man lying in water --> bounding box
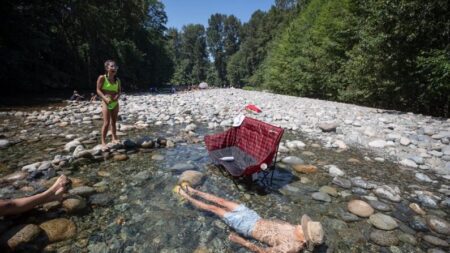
[174,184,324,252]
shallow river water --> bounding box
[0,104,449,253]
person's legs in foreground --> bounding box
[110,103,119,143]
[182,184,240,211]
[178,188,228,217]
[101,102,111,148]
[0,175,68,216]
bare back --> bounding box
[251,219,305,252]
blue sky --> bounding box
[161,0,274,30]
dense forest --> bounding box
[1,0,448,116]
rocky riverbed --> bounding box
[0,88,449,252]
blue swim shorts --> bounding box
[223,205,261,237]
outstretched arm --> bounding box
[229,233,267,253]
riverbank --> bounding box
[0,88,449,252]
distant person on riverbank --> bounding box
[0,175,69,216]
[90,93,98,102]
[96,60,121,149]
[70,90,84,101]
[174,184,324,252]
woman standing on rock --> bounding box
[96,60,121,149]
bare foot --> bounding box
[45,175,69,202]
[111,139,120,144]
[101,144,109,152]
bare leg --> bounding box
[101,102,111,147]
[110,103,119,143]
[0,175,68,216]
[185,186,239,212]
[179,189,227,218]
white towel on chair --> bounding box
[233,114,245,127]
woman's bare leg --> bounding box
[185,186,239,212]
[101,102,111,147]
[110,104,119,143]
[179,188,227,218]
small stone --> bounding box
[151,154,165,161]
[426,216,450,235]
[318,122,337,132]
[369,140,388,148]
[398,233,417,245]
[374,185,401,202]
[170,163,196,172]
[292,164,318,174]
[415,173,432,182]
[422,235,448,247]
[399,137,411,146]
[409,203,426,216]
[369,229,399,246]
[369,200,392,212]
[0,139,10,149]
[319,186,338,197]
[42,201,61,211]
[113,154,128,161]
[1,224,42,249]
[328,165,344,177]
[69,186,96,197]
[281,156,304,165]
[89,193,114,206]
[348,200,374,217]
[369,213,398,230]
[332,176,351,189]
[39,218,76,243]
[312,192,331,202]
[62,196,87,213]
[409,216,429,232]
[400,159,418,168]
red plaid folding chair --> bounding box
[204,117,284,187]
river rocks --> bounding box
[415,172,432,182]
[409,203,426,216]
[422,235,448,247]
[400,137,411,146]
[369,213,398,230]
[351,177,376,189]
[89,193,114,206]
[319,185,338,197]
[292,164,317,174]
[409,216,429,232]
[332,176,351,189]
[416,192,438,208]
[327,165,345,177]
[113,154,129,161]
[368,200,392,212]
[398,233,417,245]
[348,200,374,217]
[1,224,42,249]
[426,216,450,235]
[374,185,401,202]
[69,186,96,197]
[0,139,10,149]
[400,159,418,168]
[281,156,304,165]
[39,218,76,243]
[151,154,165,161]
[2,171,28,182]
[369,229,399,246]
[312,192,331,202]
[369,140,388,148]
[318,122,337,132]
[170,162,196,172]
[178,170,204,186]
[62,196,87,213]
[64,140,81,152]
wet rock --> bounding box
[328,165,344,177]
[113,154,129,161]
[37,161,52,171]
[392,203,415,223]
[319,185,338,197]
[281,156,304,165]
[0,139,10,149]
[369,229,399,246]
[369,140,388,148]
[42,201,61,211]
[21,162,41,172]
[292,164,317,174]
[409,216,429,232]
[332,176,351,189]
[426,216,450,235]
[89,193,114,206]
[398,233,417,245]
[2,171,28,182]
[62,196,87,213]
[422,235,448,247]
[352,187,368,195]
[64,140,81,152]
[416,193,438,209]
[325,218,348,231]
[69,186,96,197]
[415,173,432,182]
[339,210,360,222]
[369,213,398,230]
[348,200,374,217]
[318,122,337,132]
[374,185,401,202]
[170,163,196,172]
[132,171,151,181]
[1,224,42,249]
[178,170,204,186]
[409,203,426,216]
[312,192,331,202]
[400,159,418,168]
[151,154,165,161]
[39,218,76,243]
[369,200,392,212]
[123,139,137,149]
